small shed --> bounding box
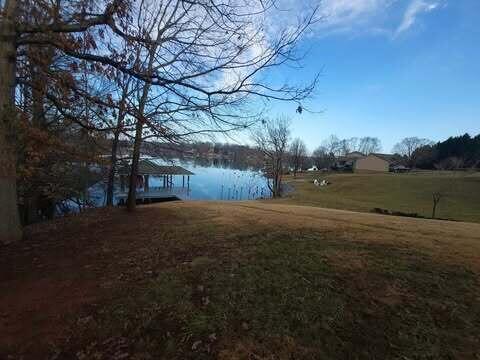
[353,154,389,172]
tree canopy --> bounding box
[0,0,319,243]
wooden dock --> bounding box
[116,186,190,203]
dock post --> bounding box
[187,175,190,188]
[120,175,126,192]
[182,175,185,187]
[144,175,149,192]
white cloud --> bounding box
[396,0,441,35]
[320,0,391,27]
[263,0,444,39]
[262,0,396,36]
[211,0,444,90]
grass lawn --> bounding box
[1,202,480,359]
[280,171,480,223]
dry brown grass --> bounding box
[1,201,480,359]
[204,201,480,269]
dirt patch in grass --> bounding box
[1,202,480,359]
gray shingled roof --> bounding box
[118,159,194,176]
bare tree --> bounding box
[320,135,381,157]
[289,138,307,176]
[431,192,442,219]
[0,0,129,243]
[358,137,381,155]
[322,135,342,157]
[106,73,133,206]
[393,137,434,167]
[346,137,360,153]
[312,145,335,169]
[117,0,320,211]
[252,117,290,198]
[1,0,320,242]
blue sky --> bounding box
[264,0,480,153]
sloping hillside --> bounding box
[1,202,480,359]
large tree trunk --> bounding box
[22,45,53,224]
[106,128,120,206]
[277,158,283,197]
[126,119,143,211]
[126,82,150,212]
[273,156,282,198]
[0,0,22,244]
[126,45,155,212]
[106,82,128,206]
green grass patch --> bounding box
[282,171,480,223]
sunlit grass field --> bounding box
[281,171,480,223]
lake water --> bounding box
[87,159,271,207]
[151,160,270,200]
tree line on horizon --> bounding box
[264,132,480,173]
[145,131,480,174]
[411,133,480,170]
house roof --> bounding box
[118,159,194,176]
[370,153,396,162]
[346,151,365,157]
[370,153,408,166]
[336,152,365,162]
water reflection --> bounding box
[86,158,270,207]
[149,159,269,201]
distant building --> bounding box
[346,151,365,158]
[372,153,409,172]
[334,152,366,171]
[353,154,389,172]
[334,152,402,173]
